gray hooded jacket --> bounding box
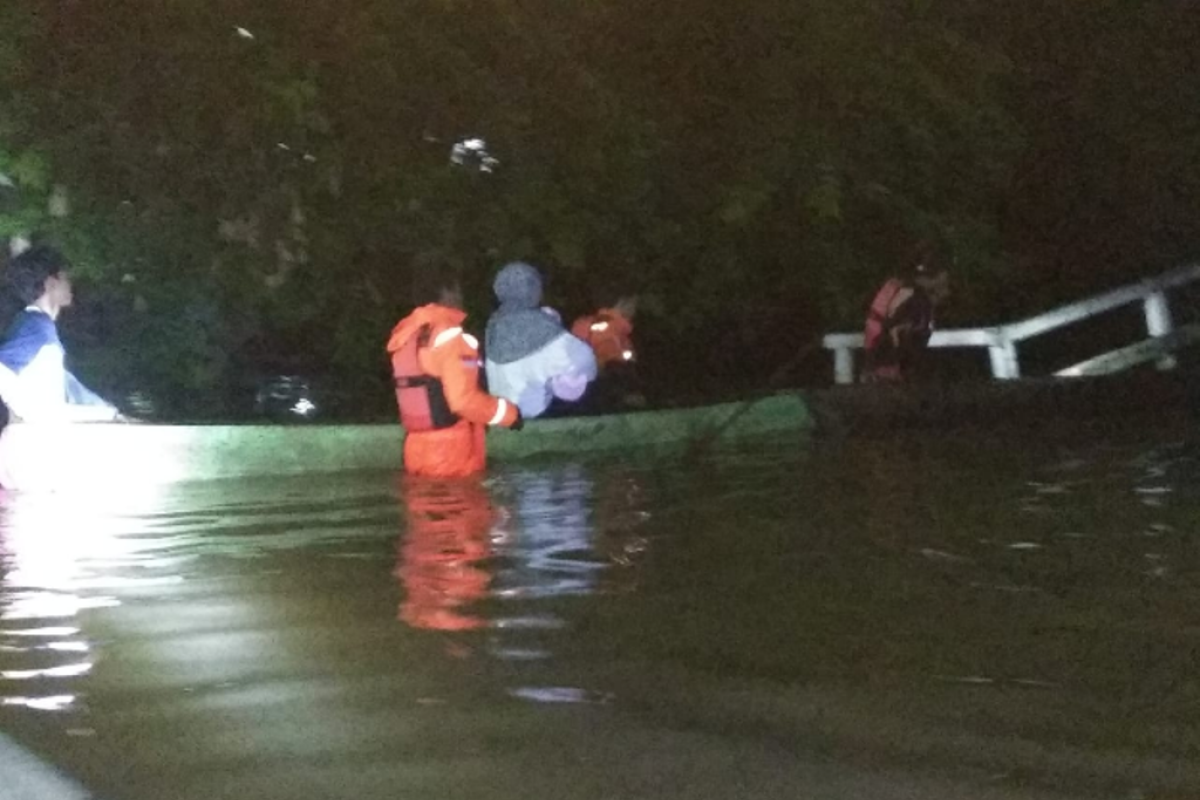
[484,262,597,418]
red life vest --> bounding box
[391,324,459,433]
[863,278,906,353]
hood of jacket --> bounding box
[485,262,565,364]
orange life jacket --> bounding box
[571,308,634,367]
[391,324,458,433]
[387,304,518,478]
[863,278,906,354]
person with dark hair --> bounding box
[862,244,951,383]
[0,245,121,423]
[386,267,521,478]
[484,262,597,419]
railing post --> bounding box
[987,334,1020,380]
[1143,290,1176,370]
[833,347,855,385]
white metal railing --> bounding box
[823,262,1200,384]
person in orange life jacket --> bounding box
[571,296,637,370]
[862,248,950,383]
[386,270,522,478]
[568,295,646,413]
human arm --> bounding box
[884,289,936,373]
[66,372,119,409]
[882,287,916,347]
[64,371,122,421]
[546,333,598,401]
[428,327,520,428]
[550,371,590,402]
[561,332,598,382]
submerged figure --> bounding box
[0,246,125,490]
[484,262,597,419]
[862,246,951,383]
[387,268,521,478]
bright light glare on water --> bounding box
[0,475,183,719]
[1,694,75,711]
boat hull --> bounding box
[0,394,811,487]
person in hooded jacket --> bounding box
[386,269,521,478]
[484,262,597,419]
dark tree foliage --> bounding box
[0,0,1197,414]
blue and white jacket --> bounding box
[0,307,118,423]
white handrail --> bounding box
[823,263,1200,384]
[1055,323,1200,377]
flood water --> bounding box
[2,421,1199,799]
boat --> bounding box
[807,369,1200,433]
[0,393,812,486]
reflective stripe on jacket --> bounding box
[571,308,634,368]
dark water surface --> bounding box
[2,422,1199,799]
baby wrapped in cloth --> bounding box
[484,262,597,418]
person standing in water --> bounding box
[387,267,522,478]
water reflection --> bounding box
[395,465,651,634]
[4,434,1198,797]
[492,465,604,602]
[394,476,496,634]
[395,464,650,702]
